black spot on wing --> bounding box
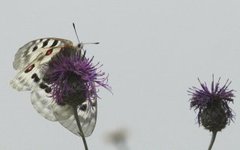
[42,39,49,48]
[39,82,48,89]
[32,46,38,52]
[50,40,58,47]
[45,87,52,93]
[39,82,51,93]
[79,104,87,111]
[31,73,40,83]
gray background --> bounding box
[1,0,240,150]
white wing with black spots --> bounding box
[31,85,57,121]
[10,53,45,91]
[52,99,97,137]
[10,45,62,91]
[31,84,98,137]
[30,83,79,122]
[13,38,72,70]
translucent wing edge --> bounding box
[53,100,97,137]
[31,85,57,121]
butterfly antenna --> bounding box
[83,42,100,45]
[72,23,100,46]
[72,23,81,44]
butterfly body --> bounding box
[11,38,97,137]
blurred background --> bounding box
[1,0,240,149]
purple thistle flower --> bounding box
[188,76,235,150]
[43,47,110,106]
[189,77,234,131]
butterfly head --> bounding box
[75,42,100,52]
[76,43,84,51]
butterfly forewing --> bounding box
[10,53,46,91]
[11,38,71,91]
[13,38,73,70]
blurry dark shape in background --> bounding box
[105,128,129,150]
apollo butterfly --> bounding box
[10,25,104,137]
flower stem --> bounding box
[208,131,217,150]
[72,105,88,150]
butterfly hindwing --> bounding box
[52,99,97,137]
[31,85,98,137]
[31,84,57,121]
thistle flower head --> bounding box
[189,77,234,132]
[43,47,110,106]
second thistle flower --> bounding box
[189,77,235,132]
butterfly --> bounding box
[10,38,97,137]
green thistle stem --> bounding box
[208,131,217,150]
[72,105,88,150]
